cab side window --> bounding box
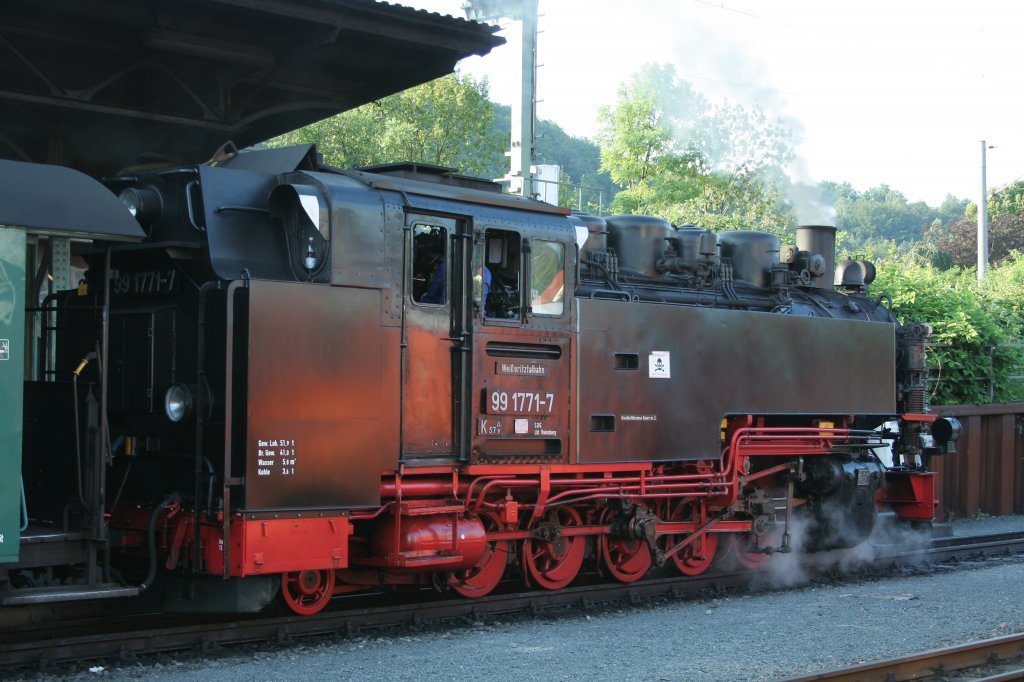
[481,228,521,319]
[412,224,447,304]
[530,240,565,316]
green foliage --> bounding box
[919,212,1024,269]
[267,62,971,257]
[488,103,615,213]
[982,251,1024,323]
[989,180,1024,220]
[269,106,380,167]
[831,183,937,247]
[595,63,795,233]
[915,181,1024,270]
[873,256,1024,404]
[273,83,614,212]
[595,64,706,215]
[533,115,615,214]
[937,194,970,224]
[815,183,969,259]
[978,253,1024,402]
[268,73,503,177]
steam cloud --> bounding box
[747,511,931,592]
[787,180,837,227]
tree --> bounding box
[595,64,795,235]
[873,256,1023,404]
[492,109,616,213]
[833,184,935,248]
[809,183,970,260]
[922,213,1024,269]
[916,180,1024,269]
[981,250,1024,335]
[269,105,381,168]
[989,180,1024,220]
[268,73,504,177]
[936,194,969,224]
[595,64,706,215]
[662,168,795,236]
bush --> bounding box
[872,256,1024,405]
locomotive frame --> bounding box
[0,0,957,617]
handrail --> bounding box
[221,279,248,579]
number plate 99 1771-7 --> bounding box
[111,269,179,296]
[486,389,555,415]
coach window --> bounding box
[530,240,565,316]
[412,224,447,304]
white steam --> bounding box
[745,509,933,591]
[787,180,837,226]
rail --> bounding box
[783,632,1024,681]
[2,530,1022,672]
[527,176,605,215]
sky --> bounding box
[397,0,1024,208]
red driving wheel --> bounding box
[522,506,586,590]
[663,502,719,576]
[280,569,335,616]
[598,509,653,583]
[728,530,776,570]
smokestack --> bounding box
[795,225,836,290]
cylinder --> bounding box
[718,231,780,287]
[796,225,836,289]
[371,514,487,573]
[605,215,671,277]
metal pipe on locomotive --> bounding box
[4,145,958,615]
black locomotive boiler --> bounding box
[7,142,958,615]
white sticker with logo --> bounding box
[648,350,670,378]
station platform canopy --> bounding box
[0,0,503,177]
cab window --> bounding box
[481,228,521,319]
[412,224,447,304]
[530,240,565,316]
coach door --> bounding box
[401,215,471,460]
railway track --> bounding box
[783,632,1024,681]
[2,529,1023,673]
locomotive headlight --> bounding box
[164,384,194,422]
[304,236,319,271]
[932,416,962,446]
[119,186,163,228]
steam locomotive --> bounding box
[2,143,958,616]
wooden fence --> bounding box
[929,402,1024,519]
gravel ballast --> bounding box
[14,515,1024,682]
